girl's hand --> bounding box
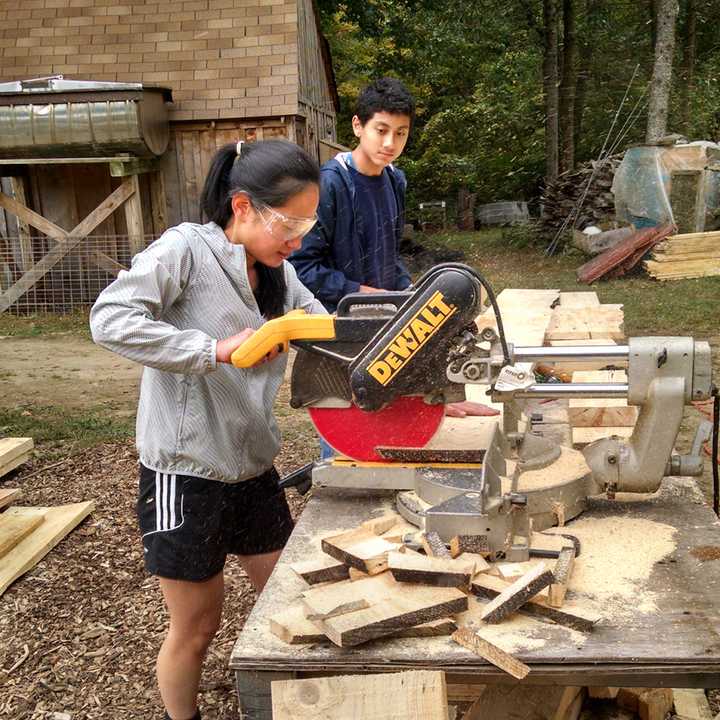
[217,328,284,367]
[445,401,500,418]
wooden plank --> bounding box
[530,532,575,557]
[122,174,145,258]
[0,488,22,511]
[0,501,95,596]
[548,547,575,608]
[313,573,468,647]
[451,627,530,680]
[321,527,399,575]
[302,581,371,620]
[289,555,349,585]
[0,452,31,478]
[638,688,674,720]
[0,182,134,312]
[617,687,649,713]
[471,574,601,632]
[0,190,68,240]
[362,512,403,536]
[388,550,475,588]
[559,292,600,308]
[479,563,554,623]
[572,426,634,447]
[457,552,491,576]
[0,438,33,468]
[672,689,714,720]
[271,670,450,720]
[9,177,33,271]
[0,507,45,558]
[568,405,638,427]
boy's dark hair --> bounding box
[200,139,320,319]
[355,77,415,126]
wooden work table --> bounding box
[229,477,720,719]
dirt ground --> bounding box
[1,334,719,719]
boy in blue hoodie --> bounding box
[290,77,414,311]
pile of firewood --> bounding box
[539,155,623,238]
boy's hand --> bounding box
[217,329,282,366]
[359,284,386,293]
[445,401,500,418]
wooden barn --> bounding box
[0,0,339,313]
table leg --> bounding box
[236,670,295,720]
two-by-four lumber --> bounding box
[421,531,452,558]
[450,535,490,558]
[313,573,468,647]
[0,437,34,477]
[388,550,475,588]
[672,689,714,720]
[548,546,576,608]
[0,501,95,596]
[289,555,350,585]
[0,488,22,511]
[321,527,399,575]
[451,627,530,680]
[471,574,601,632]
[0,507,45,559]
[271,670,450,720]
[463,685,583,720]
[638,688,674,720]
[479,563,554,624]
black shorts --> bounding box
[137,463,294,582]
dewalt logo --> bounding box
[367,291,457,385]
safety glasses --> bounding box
[252,200,317,242]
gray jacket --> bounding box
[90,221,325,483]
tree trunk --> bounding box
[646,0,679,143]
[648,0,657,51]
[679,0,697,134]
[543,0,560,182]
[573,0,601,152]
[559,0,577,172]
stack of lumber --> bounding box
[0,437,33,478]
[270,510,600,681]
[644,229,720,280]
[576,223,675,283]
[538,156,622,239]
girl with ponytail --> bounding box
[90,140,323,720]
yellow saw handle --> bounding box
[230,309,335,368]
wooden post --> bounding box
[9,177,33,271]
[122,174,145,258]
[149,170,167,236]
[236,670,295,720]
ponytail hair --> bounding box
[200,140,320,319]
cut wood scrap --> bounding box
[457,552,490,576]
[530,532,575,557]
[271,670,449,720]
[270,604,326,644]
[471,574,601,632]
[314,573,467,647]
[479,562,554,624]
[548,546,575,608]
[672,689,714,720]
[587,687,619,699]
[0,437,33,477]
[450,535,490,558]
[638,688,673,720]
[0,488,22,511]
[289,555,349,585]
[421,531,452,558]
[380,518,421,543]
[451,627,530,680]
[321,527,398,575]
[302,579,371,620]
[0,500,94,596]
[361,511,403,535]
[559,292,600,308]
[0,507,45,559]
[348,566,370,581]
[463,685,582,720]
[388,550,474,588]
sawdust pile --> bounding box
[548,516,677,618]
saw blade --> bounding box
[308,396,445,462]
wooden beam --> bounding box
[0,501,94,596]
[388,550,475,588]
[451,627,530,680]
[0,182,135,312]
[271,670,449,720]
[0,191,67,241]
[109,157,159,177]
[122,174,145,257]
[0,507,45,559]
[471,574,600,632]
[479,563,554,624]
[9,178,33,271]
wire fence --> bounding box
[0,233,157,316]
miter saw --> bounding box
[231,263,714,560]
